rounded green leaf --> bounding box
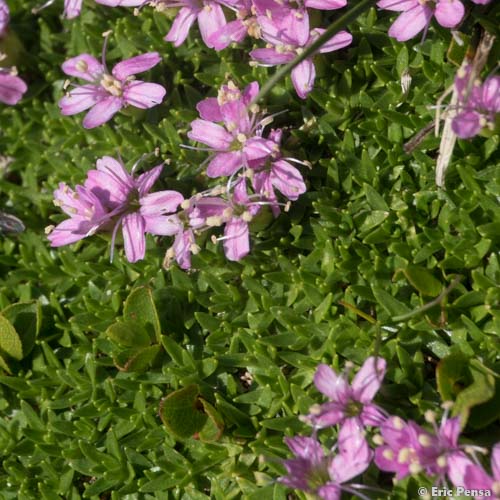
[0,314,23,361]
[403,266,442,297]
[106,320,150,348]
[2,301,42,357]
[124,287,161,342]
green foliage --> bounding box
[0,0,499,498]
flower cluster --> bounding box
[47,156,184,263]
[49,81,308,267]
[279,358,500,499]
[92,0,353,98]
[452,64,500,139]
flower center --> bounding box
[306,460,330,491]
[126,188,141,211]
[100,74,123,97]
[344,400,363,417]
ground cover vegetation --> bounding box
[0,0,499,498]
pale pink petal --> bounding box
[447,454,477,488]
[62,54,104,82]
[0,0,9,37]
[112,52,161,80]
[172,229,195,269]
[58,85,102,115]
[122,212,146,262]
[242,81,259,104]
[250,48,295,65]
[464,463,493,490]
[244,137,275,162]
[440,416,461,447]
[232,178,250,205]
[284,436,324,462]
[165,7,198,47]
[387,4,432,42]
[136,165,163,196]
[360,403,386,426]
[82,96,123,128]
[223,218,249,261]
[270,159,306,200]
[64,0,82,18]
[196,97,222,121]
[123,81,166,109]
[198,2,226,48]
[95,0,144,5]
[209,20,247,50]
[452,111,482,139]
[351,356,386,404]
[314,29,353,53]
[220,100,250,133]
[140,190,184,216]
[284,9,309,47]
[317,485,341,500]
[480,76,500,112]
[144,215,181,236]
[377,0,418,11]
[291,59,316,99]
[206,152,242,177]
[492,443,500,480]
[48,218,94,246]
[314,364,350,401]
[188,119,233,149]
[305,0,346,9]
[435,0,464,28]
[0,74,27,105]
[257,16,293,46]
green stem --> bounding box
[391,275,463,323]
[339,300,377,324]
[252,0,377,104]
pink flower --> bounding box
[48,156,184,263]
[304,357,387,431]
[452,70,500,139]
[0,69,27,105]
[59,51,166,128]
[188,81,276,177]
[279,423,372,499]
[250,10,352,98]
[377,0,465,42]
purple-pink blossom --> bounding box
[377,0,465,42]
[59,50,166,128]
[303,357,387,431]
[0,0,9,37]
[48,156,184,263]
[452,66,500,139]
[250,10,352,98]
[461,444,500,499]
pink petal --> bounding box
[304,0,346,9]
[82,96,123,128]
[387,4,432,42]
[112,52,161,80]
[122,212,146,263]
[270,159,306,200]
[435,0,464,28]
[209,20,247,50]
[284,436,324,462]
[223,218,250,261]
[315,29,353,53]
[188,119,233,149]
[377,0,418,11]
[95,0,144,5]
[335,419,372,479]
[463,462,493,490]
[196,97,222,121]
[64,0,82,18]
[59,85,102,115]
[317,485,342,500]
[165,7,198,47]
[206,152,242,177]
[479,76,500,112]
[123,81,166,109]
[0,74,27,105]
[62,54,104,82]
[360,403,386,426]
[47,218,94,246]
[313,364,350,401]
[144,215,181,236]
[492,443,500,480]
[172,229,195,269]
[140,190,184,216]
[283,9,309,47]
[250,48,295,65]
[351,356,386,404]
[291,59,316,99]
[451,111,482,139]
[197,2,226,48]
[0,0,9,37]
[136,165,163,196]
[447,454,477,488]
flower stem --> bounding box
[252,0,378,104]
[391,275,462,323]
